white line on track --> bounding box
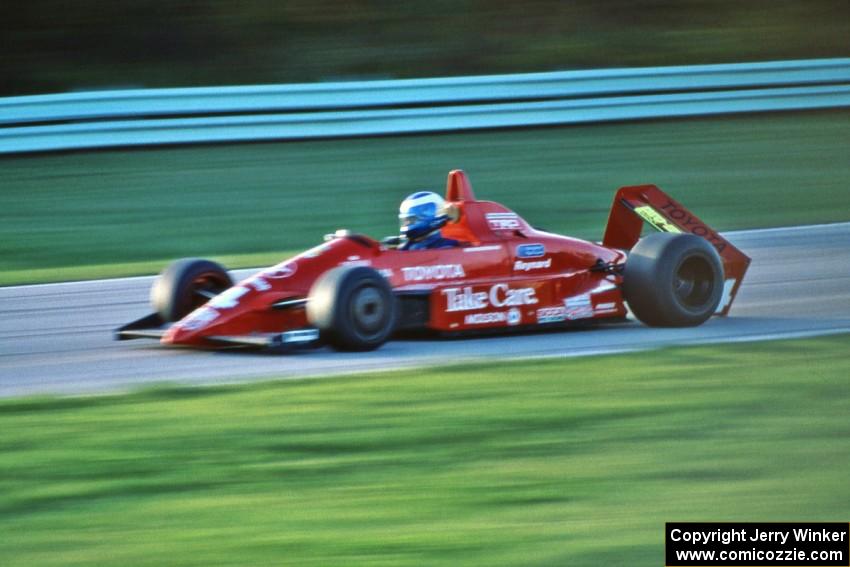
[722,220,850,236]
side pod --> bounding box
[602,185,751,316]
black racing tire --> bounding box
[623,233,723,327]
[150,258,233,322]
[306,266,396,351]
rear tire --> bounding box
[150,259,233,322]
[306,266,396,351]
[623,233,723,327]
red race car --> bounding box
[116,170,750,351]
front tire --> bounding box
[623,233,723,327]
[306,266,396,351]
[150,258,233,322]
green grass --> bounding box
[2,110,850,285]
[1,334,849,566]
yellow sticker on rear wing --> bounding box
[633,205,682,234]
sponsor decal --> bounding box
[634,205,682,234]
[281,329,321,344]
[444,283,538,312]
[566,295,591,307]
[486,212,521,230]
[463,245,502,253]
[594,301,619,314]
[564,294,593,320]
[342,259,371,267]
[246,276,271,292]
[516,243,545,258]
[465,312,506,325]
[536,306,567,324]
[208,285,250,309]
[507,308,521,326]
[181,306,219,331]
[657,200,728,253]
[463,308,522,326]
[265,262,297,279]
[514,258,552,272]
[378,268,394,279]
[402,264,465,282]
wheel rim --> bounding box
[673,256,715,309]
[349,284,386,336]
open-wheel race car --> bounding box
[116,170,750,352]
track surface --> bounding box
[2,224,849,397]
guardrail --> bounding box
[1,58,849,154]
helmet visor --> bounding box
[399,213,419,229]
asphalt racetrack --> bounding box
[1,223,849,398]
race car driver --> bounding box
[397,191,459,250]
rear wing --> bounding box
[603,185,751,316]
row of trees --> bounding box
[2,0,848,96]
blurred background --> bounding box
[2,0,849,285]
[2,0,849,96]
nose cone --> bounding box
[161,306,221,346]
[162,324,192,346]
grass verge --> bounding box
[2,110,849,286]
[1,334,848,566]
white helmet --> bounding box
[398,191,448,241]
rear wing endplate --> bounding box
[602,185,751,316]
